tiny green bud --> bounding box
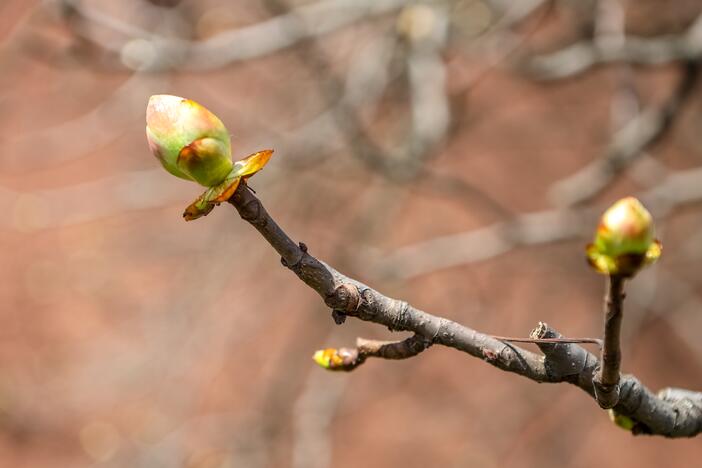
[146,94,232,186]
[608,409,636,432]
[586,197,661,277]
[313,348,339,369]
[312,348,359,371]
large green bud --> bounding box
[146,94,233,187]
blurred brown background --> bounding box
[2,0,702,466]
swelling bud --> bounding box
[145,94,273,220]
[146,94,233,187]
[587,197,661,277]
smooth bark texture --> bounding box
[593,275,625,408]
[228,183,702,438]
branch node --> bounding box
[241,198,264,224]
[331,310,347,325]
[529,322,589,381]
[325,283,361,312]
[325,284,361,324]
[593,374,621,409]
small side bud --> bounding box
[312,348,361,371]
[586,197,661,277]
[607,409,636,432]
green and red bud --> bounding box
[146,94,274,220]
[586,197,661,277]
[146,94,233,187]
[595,197,654,257]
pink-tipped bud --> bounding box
[587,197,661,276]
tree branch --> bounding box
[227,182,702,438]
[593,275,625,409]
[315,334,433,371]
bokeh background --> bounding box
[2,0,702,466]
